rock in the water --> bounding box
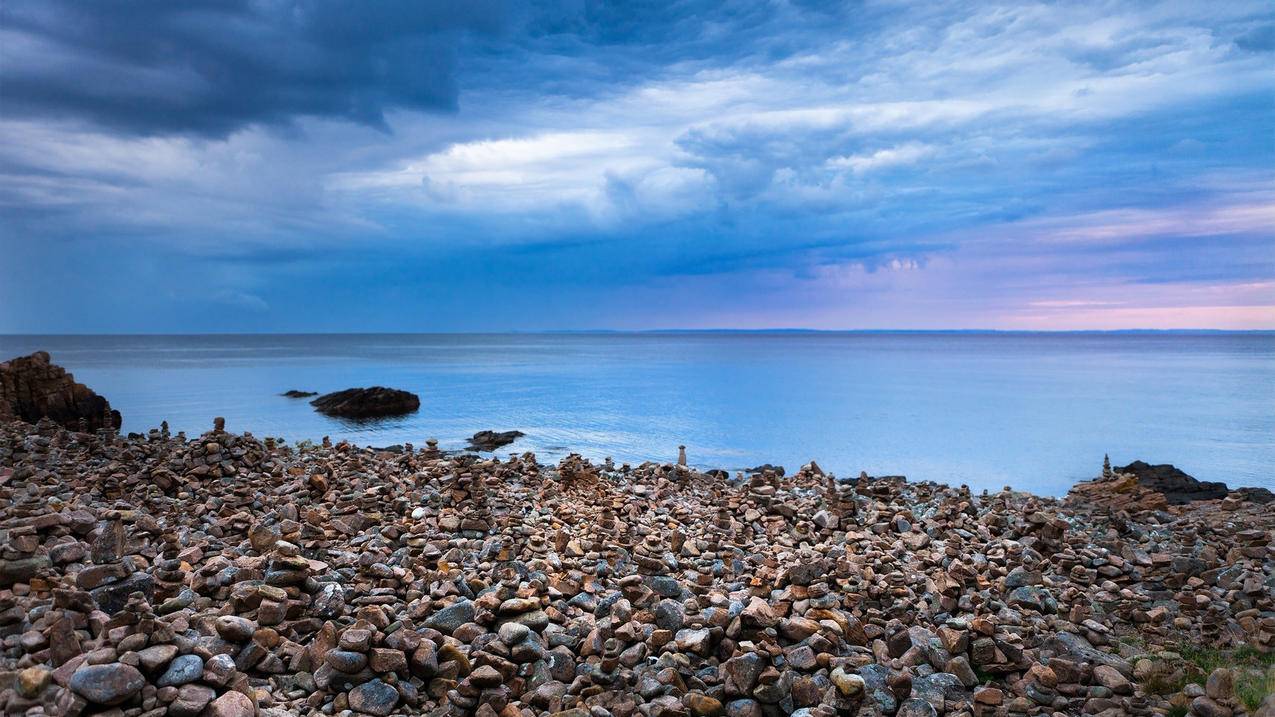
[0,351,121,430]
[281,389,318,398]
[310,386,420,418]
[467,429,525,451]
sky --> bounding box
[1,0,1273,333]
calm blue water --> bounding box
[1,333,1271,495]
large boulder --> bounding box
[310,387,420,418]
[0,351,120,431]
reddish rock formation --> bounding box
[0,351,120,431]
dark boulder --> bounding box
[1116,460,1228,504]
[281,390,318,398]
[467,430,525,452]
[310,387,420,418]
[1231,486,1275,504]
[0,351,120,431]
[746,463,785,476]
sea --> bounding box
[1,332,1271,496]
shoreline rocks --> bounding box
[1068,458,1272,512]
[1116,460,1229,504]
[309,387,421,418]
[280,390,318,398]
[0,419,1271,717]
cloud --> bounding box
[996,194,1275,245]
[210,290,270,313]
[0,0,1273,331]
[0,0,507,137]
[828,143,935,175]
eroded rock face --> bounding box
[309,386,420,418]
[0,351,120,431]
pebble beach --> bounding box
[2,411,1273,717]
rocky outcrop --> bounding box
[280,390,317,398]
[1115,460,1229,504]
[0,351,120,431]
[1067,458,1272,515]
[1066,471,1170,513]
[309,387,419,418]
[1231,486,1275,504]
[466,429,524,451]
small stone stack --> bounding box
[77,518,155,617]
[433,466,487,537]
[151,530,188,604]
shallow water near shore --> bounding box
[2,331,1272,495]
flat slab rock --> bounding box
[309,387,420,418]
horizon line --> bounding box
[3,328,1274,338]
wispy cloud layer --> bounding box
[1,0,1272,331]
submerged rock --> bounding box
[309,386,420,418]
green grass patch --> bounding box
[1171,642,1274,710]
[1141,670,1189,697]
[1235,667,1275,712]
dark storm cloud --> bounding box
[0,0,508,136]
